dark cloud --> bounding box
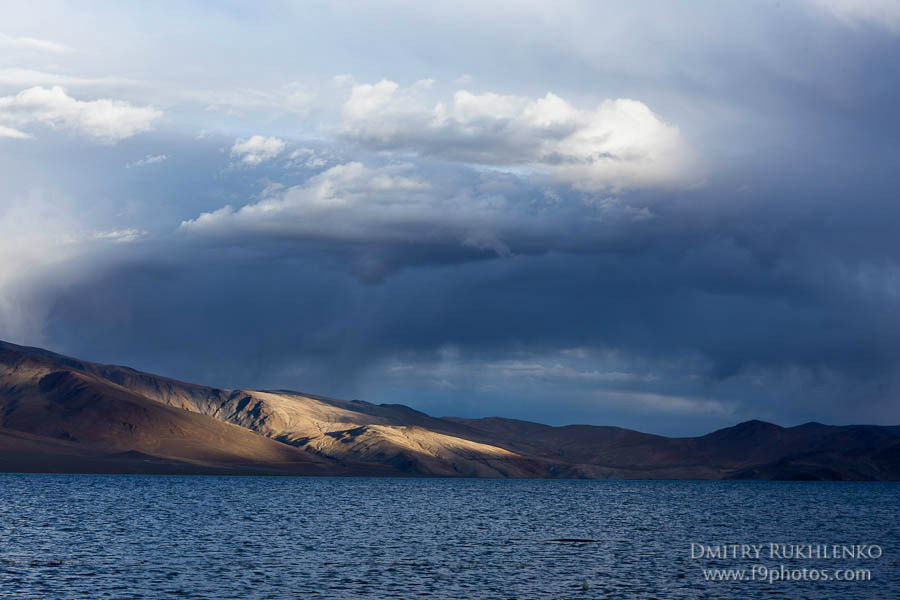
[36,156,900,433]
[4,1,900,434]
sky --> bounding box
[2,0,900,435]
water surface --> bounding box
[1,475,897,598]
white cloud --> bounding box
[179,158,663,280]
[331,74,356,86]
[180,160,533,279]
[340,80,697,192]
[0,124,31,139]
[230,135,286,165]
[92,228,146,243]
[0,33,72,53]
[0,68,140,88]
[181,83,312,118]
[0,86,161,143]
[601,391,734,416]
[481,360,659,383]
[286,147,330,169]
[811,0,900,32]
[126,154,169,168]
[181,162,435,242]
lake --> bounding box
[0,475,897,598]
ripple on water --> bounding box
[0,476,897,599]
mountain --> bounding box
[1,340,899,480]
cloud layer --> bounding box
[813,0,900,32]
[341,81,696,191]
[0,86,160,142]
[230,135,287,165]
[3,2,900,434]
[0,33,72,53]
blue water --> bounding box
[0,476,897,599]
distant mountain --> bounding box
[2,340,899,480]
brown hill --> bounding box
[2,340,899,479]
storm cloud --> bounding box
[2,1,900,435]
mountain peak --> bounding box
[2,341,899,479]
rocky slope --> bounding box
[2,340,899,479]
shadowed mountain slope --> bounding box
[2,340,899,479]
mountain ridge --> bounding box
[1,339,899,480]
